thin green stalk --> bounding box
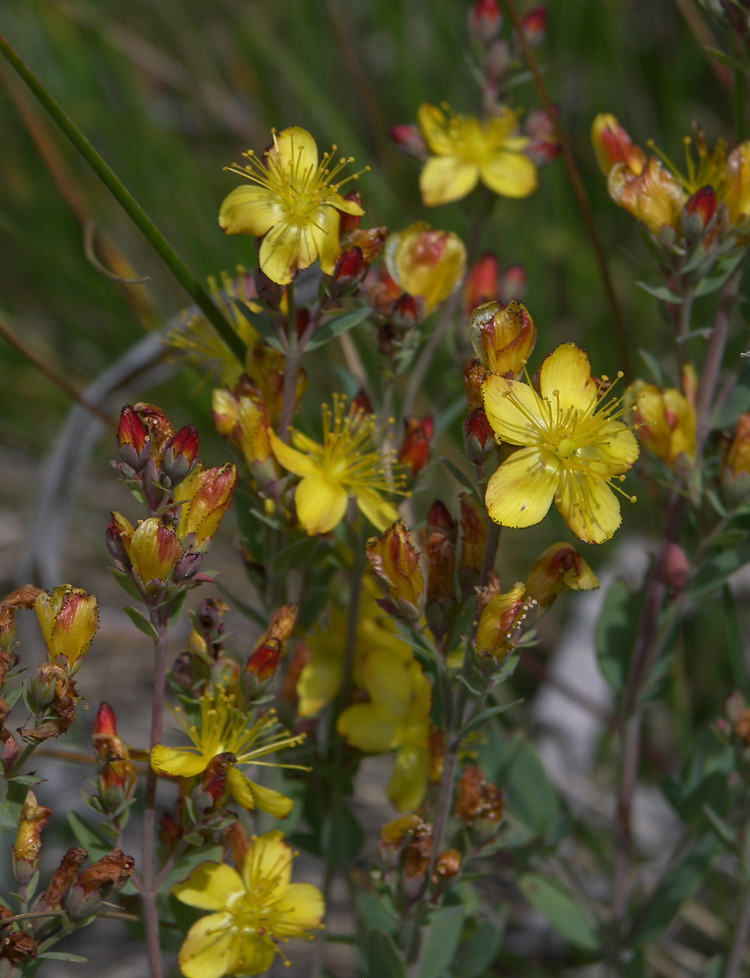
[0,31,246,366]
[502,0,633,380]
[279,283,300,442]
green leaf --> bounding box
[490,732,559,834]
[358,892,397,936]
[702,804,738,851]
[0,803,18,831]
[419,906,465,978]
[712,364,750,431]
[693,251,744,298]
[168,590,188,630]
[304,306,372,352]
[635,280,682,303]
[629,834,722,946]
[365,929,407,978]
[38,952,89,963]
[519,873,599,952]
[703,47,750,71]
[122,605,159,640]
[459,914,505,977]
[272,535,320,574]
[320,801,364,865]
[0,781,30,833]
[722,584,750,695]
[595,577,643,691]
[689,548,750,601]
[230,298,284,351]
[460,699,523,740]
[111,569,144,602]
[67,812,112,861]
[436,457,481,501]
[163,845,224,890]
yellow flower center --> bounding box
[439,110,518,165]
[649,131,727,196]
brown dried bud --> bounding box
[65,849,136,920]
[455,765,504,824]
[425,503,456,620]
[13,791,52,884]
[0,586,43,662]
[398,416,434,478]
[660,542,691,593]
[132,403,175,463]
[36,847,88,911]
[433,849,462,881]
[0,931,38,966]
[463,357,490,411]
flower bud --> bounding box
[331,247,366,295]
[198,751,235,808]
[518,5,547,46]
[455,765,504,825]
[162,426,201,485]
[660,542,691,593]
[469,300,536,378]
[117,405,151,473]
[469,0,502,43]
[526,542,599,609]
[433,848,462,882]
[475,582,531,660]
[464,407,495,466]
[630,380,696,466]
[106,512,133,571]
[131,403,175,463]
[464,358,490,411]
[682,185,717,237]
[93,703,136,802]
[35,847,88,916]
[499,263,528,304]
[127,517,183,588]
[245,638,282,685]
[591,113,645,177]
[28,662,67,712]
[608,158,686,235]
[35,586,98,675]
[390,124,429,158]
[465,253,500,312]
[378,814,430,870]
[13,791,52,884]
[385,222,467,314]
[0,931,38,968]
[367,521,424,616]
[22,666,78,741]
[458,493,488,595]
[63,849,135,921]
[398,415,433,478]
[390,292,422,329]
[175,464,238,547]
[425,503,457,640]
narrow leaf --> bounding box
[304,306,372,352]
[122,605,159,640]
[519,873,599,952]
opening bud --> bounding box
[175,464,239,547]
[469,0,502,43]
[469,300,536,378]
[526,542,599,609]
[117,406,151,471]
[35,585,98,675]
[367,521,424,615]
[518,5,547,46]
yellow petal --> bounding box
[308,205,342,274]
[297,652,343,717]
[420,156,479,206]
[233,934,277,976]
[268,429,318,477]
[482,375,545,445]
[178,912,239,978]
[388,745,428,811]
[275,882,325,934]
[227,767,294,818]
[337,702,400,752]
[485,448,559,528]
[591,422,640,474]
[538,343,597,414]
[417,103,453,154]
[556,472,622,544]
[150,745,208,778]
[243,830,293,891]
[173,863,244,910]
[295,474,349,535]
[363,649,415,717]
[274,127,319,173]
[218,185,285,236]
[258,218,306,285]
[479,152,538,198]
[355,488,400,533]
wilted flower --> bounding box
[417,102,537,205]
[13,791,52,884]
[173,830,324,978]
[526,542,599,608]
[35,586,98,675]
[475,582,531,659]
[269,396,404,535]
[219,127,365,285]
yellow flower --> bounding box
[173,830,324,978]
[482,343,639,544]
[219,127,365,286]
[337,647,431,811]
[269,396,404,535]
[417,103,538,206]
[35,585,98,675]
[384,222,466,312]
[629,380,696,466]
[174,464,238,547]
[151,686,302,818]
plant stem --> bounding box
[0,31,246,366]
[140,613,170,978]
[279,283,300,442]
[502,0,632,379]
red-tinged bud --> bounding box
[28,662,66,712]
[64,849,135,921]
[35,847,88,917]
[425,503,457,634]
[455,765,504,825]
[458,493,488,595]
[367,521,425,615]
[464,358,490,411]
[0,585,42,663]
[526,542,599,609]
[295,307,310,341]
[94,701,118,738]
[132,403,175,464]
[35,585,98,675]
[485,38,511,81]
[160,811,182,851]
[106,513,133,571]
[339,190,364,234]
[466,253,500,312]
[0,931,38,967]
[470,300,536,378]
[341,226,387,268]
[398,416,433,478]
[351,389,374,417]
[661,542,691,592]
[391,292,422,329]
[162,425,201,485]
[499,263,528,303]
[469,0,502,43]
[198,752,235,808]
[428,500,455,535]
[332,247,366,295]
[172,550,205,583]
[117,405,151,472]
[390,124,429,158]
[591,113,646,178]
[682,185,718,239]
[519,5,547,45]
[23,666,78,741]
[226,820,252,868]
[13,791,52,884]
[724,412,750,483]
[245,638,282,684]
[253,266,284,309]
[464,407,495,465]
[175,464,239,547]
